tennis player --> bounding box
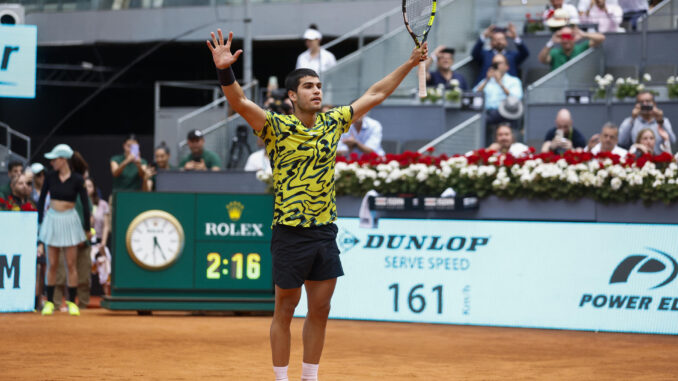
[207,29,427,381]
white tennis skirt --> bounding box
[39,208,86,247]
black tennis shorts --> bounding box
[271,223,343,289]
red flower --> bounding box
[653,152,674,163]
[20,203,37,212]
[426,146,435,153]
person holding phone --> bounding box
[538,25,605,71]
[541,108,587,154]
[619,90,674,153]
[110,134,148,193]
[471,23,529,85]
[179,129,222,171]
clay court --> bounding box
[3,307,678,380]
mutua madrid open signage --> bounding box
[293,218,678,335]
[0,212,38,312]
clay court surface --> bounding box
[3,308,678,380]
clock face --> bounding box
[126,210,185,270]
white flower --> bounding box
[669,76,676,85]
[604,74,613,82]
[450,79,460,87]
[374,180,381,187]
[610,177,622,190]
[616,77,625,85]
[595,75,602,82]
[643,73,652,82]
[637,84,645,91]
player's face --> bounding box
[291,76,322,113]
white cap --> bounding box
[30,163,45,174]
[303,28,322,41]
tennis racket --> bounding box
[402,0,436,97]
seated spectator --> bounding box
[544,0,581,23]
[629,128,671,155]
[487,123,530,157]
[472,23,529,85]
[541,108,587,153]
[538,25,605,71]
[110,135,148,193]
[619,90,674,154]
[146,143,174,191]
[29,163,45,203]
[296,24,336,76]
[426,46,468,90]
[180,129,222,171]
[0,160,24,198]
[244,138,272,174]
[473,53,523,128]
[585,122,628,155]
[619,0,648,31]
[581,0,624,33]
[337,114,385,157]
[7,173,33,206]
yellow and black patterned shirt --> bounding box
[255,106,353,227]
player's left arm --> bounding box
[351,43,428,121]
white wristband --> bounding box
[545,40,555,49]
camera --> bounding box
[491,63,499,70]
[265,88,292,115]
[640,104,654,112]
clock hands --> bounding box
[153,236,167,261]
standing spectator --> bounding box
[180,130,222,171]
[629,128,671,155]
[337,114,386,157]
[473,53,524,128]
[581,0,624,33]
[37,144,91,316]
[541,108,587,153]
[426,46,468,90]
[585,122,628,155]
[146,143,174,191]
[85,177,112,296]
[471,23,529,85]
[538,25,605,71]
[29,163,45,203]
[296,24,336,77]
[618,0,648,31]
[619,90,674,154]
[578,0,619,14]
[0,160,24,197]
[110,135,148,193]
[543,0,581,24]
[487,123,530,157]
[245,138,272,174]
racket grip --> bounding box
[418,61,426,98]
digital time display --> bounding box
[206,252,261,280]
[194,242,272,291]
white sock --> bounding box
[273,365,288,381]
[301,362,319,381]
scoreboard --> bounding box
[102,192,274,312]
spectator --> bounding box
[541,108,587,153]
[619,0,648,31]
[37,144,91,316]
[296,24,336,76]
[110,134,148,193]
[7,173,32,206]
[473,53,524,128]
[29,163,45,203]
[146,143,174,191]
[629,128,671,155]
[337,113,385,157]
[538,25,605,71]
[487,123,530,157]
[619,90,674,154]
[0,160,24,197]
[578,0,619,14]
[543,0,580,24]
[244,138,272,174]
[472,23,529,85]
[85,177,111,296]
[585,122,628,155]
[180,129,222,171]
[426,46,468,90]
[581,0,624,33]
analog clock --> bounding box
[125,210,185,270]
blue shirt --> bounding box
[473,73,523,110]
[427,70,468,91]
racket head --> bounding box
[402,0,436,46]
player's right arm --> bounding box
[207,29,266,132]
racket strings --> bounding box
[405,0,433,38]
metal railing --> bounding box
[418,113,483,156]
[0,121,31,171]
[640,0,677,31]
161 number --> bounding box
[388,283,443,314]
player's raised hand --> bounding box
[206,29,242,69]
[409,42,428,67]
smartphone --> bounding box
[192,154,202,162]
[268,76,278,88]
[641,104,653,112]
[130,143,140,159]
[491,63,499,70]
[493,26,507,33]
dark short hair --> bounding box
[155,142,170,155]
[285,68,319,93]
[441,48,455,56]
[8,160,23,173]
[637,90,655,102]
[125,134,137,143]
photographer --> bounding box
[619,91,674,153]
[263,88,293,115]
[471,23,529,85]
[541,108,587,154]
[179,130,222,171]
[110,134,148,192]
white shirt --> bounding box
[295,49,337,75]
[508,142,530,157]
[582,4,624,33]
[337,116,385,156]
[578,0,619,13]
[543,4,581,24]
[586,142,628,156]
[244,149,271,174]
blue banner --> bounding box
[0,24,37,99]
[0,212,38,312]
[294,218,678,335]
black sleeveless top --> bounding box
[37,170,91,230]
